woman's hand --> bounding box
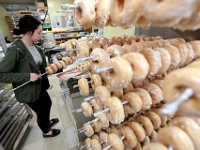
[30,73,42,82]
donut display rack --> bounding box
[53,33,200,150]
[40,1,200,149]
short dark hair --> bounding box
[13,15,41,35]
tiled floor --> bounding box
[19,75,78,150]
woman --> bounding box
[0,15,60,138]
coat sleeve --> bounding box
[0,45,30,84]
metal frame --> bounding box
[0,83,32,150]
[59,77,95,145]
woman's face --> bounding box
[31,25,43,42]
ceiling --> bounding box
[0,0,46,5]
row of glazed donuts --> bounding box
[74,0,200,31]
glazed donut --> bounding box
[123,83,134,93]
[110,37,122,46]
[143,83,163,104]
[127,36,135,43]
[108,133,125,150]
[55,62,62,70]
[124,104,135,117]
[151,109,169,127]
[141,0,196,27]
[77,61,92,71]
[99,113,110,129]
[154,48,171,74]
[135,116,154,136]
[151,80,164,89]
[163,68,200,102]
[71,56,76,62]
[94,86,111,106]
[81,102,93,117]
[110,88,124,98]
[150,130,158,142]
[45,66,54,75]
[107,126,120,136]
[134,143,142,150]
[62,57,69,65]
[85,138,92,149]
[128,122,146,142]
[90,48,110,62]
[189,41,200,58]
[58,60,67,68]
[134,88,152,110]
[120,126,138,149]
[164,44,181,70]
[123,52,149,86]
[140,48,162,76]
[176,97,200,117]
[107,97,125,124]
[68,57,73,64]
[100,38,110,49]
[157,126,195,150]
[192,117,200,126]
[143,142,168,150]
[121,92,143,114]
[92,121,102,133]
[187,59,200,68]
[90,138,102,150]
[170,117,200,149]
[91,74,102,90]
[88,39,101,50]
[143,136,151,145]
[178,2,200,31]
[104,57,133,90]
[121,45,138,54]
[94,0,110,27]
[184,43,195,65]
[136,15,151,27]
[50,64,58,73]
[173,43,189,66]
[99,131,108,145]
[83,123,94,137]
[90,99,102,112]
[78,78,89,96]
[76,39,90,57]
[167,38,186,45]
[65,39,77,56]
[106,45,122,57]
[110,0,141,28]
[74,0,96,29]
[145,111,162,130]
[62,57,73,65]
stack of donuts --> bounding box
[74,0,200,30]
[83,108,172,150]
[163,58,200,117]
[79,58,200,150]
[58,36,200,150]
[53,35,163,74]
[45,56,75,75]
[143,117,200,150]
[76,37,200,98]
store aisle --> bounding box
[19,75,76,150]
